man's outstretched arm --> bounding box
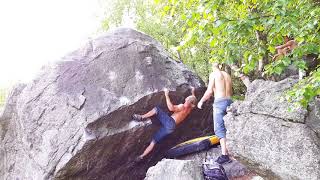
[197,73,215,109]
[191,86,196,97]
[164,88,183,112]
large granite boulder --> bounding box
[0,28,213,180]
[225,77,320,179]
[145,146,263,180]
[180,147,254,179]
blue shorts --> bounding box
[152,106,176,144]
[213,98,233,139]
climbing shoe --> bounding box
[215,155,232,164]
[132,114,143,121]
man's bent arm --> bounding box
[164,89,175,111]
[198,73,215,106]
[164,89,183,112]
[191,86,196,97]
[199,88,213,104]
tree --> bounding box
[100,0,320,107]
[157,0,320,107]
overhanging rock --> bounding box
[0,28,213,180]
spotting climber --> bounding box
[197,62,233,164]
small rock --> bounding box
[145,159,203,180]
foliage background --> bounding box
[100,0,320,107]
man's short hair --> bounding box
[187,95,197,106]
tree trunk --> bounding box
[224,64,231,74]
[255,30,269,76]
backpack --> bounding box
[202,158,228,180]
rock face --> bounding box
[145,146,261,180]
[145,159,203,180]
[225,78,320,179]
[180,146,255,179]
[0,28,213,180]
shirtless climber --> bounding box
[272,36,297,61]
[132,87,197,162]
[197,62,233,164]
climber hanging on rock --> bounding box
[197,62,233,164]
[132,87,197,163]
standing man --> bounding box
[132,87,197,162]
[197,62,233,164]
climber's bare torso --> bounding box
[171,104,192,125]
[209,70,232,99]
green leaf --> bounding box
[268,46,276,54]
[163,5,170,12]
[101,0,320,108]
[210,39,217,47]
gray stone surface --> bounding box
[225,78,320,180]
[0,83,26,177]
[306,97,320,137]
[181,146,252,179]
[0,84,26,141]
[238,78,307,123]
[145,146,261,180]
[0,28,211,180]
[145,159,203,180]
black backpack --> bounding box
[202,158,228,180]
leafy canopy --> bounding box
[101,0,320,107]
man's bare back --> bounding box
[171,106,192,125]
[210,70,232,99]
[197,64,233,109]
[167,91,196,125]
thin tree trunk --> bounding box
[255,30,269,75]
